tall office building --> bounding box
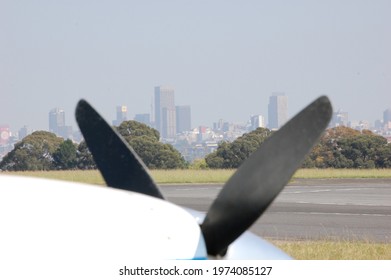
[384,108,391,123]
[49,108,73,139]
[331,110,349,127]
[268,93,288,130]
[134,113,151,127]
[18,125,31,140]
[384,108,391,130]
[154,86,176,139]
[250,115,265,131]
[176,105,191,133]
[49,108,65,134]
[113,105,128,126]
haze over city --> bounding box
[1,0,390,132]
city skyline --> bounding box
[1,91,390,161]
[1,1,390,132]
[2,91,391,136]
[2,85,390,134]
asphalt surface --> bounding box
[160,178,391,242]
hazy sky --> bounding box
[1,0,390,132]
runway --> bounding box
[160,178,391,242]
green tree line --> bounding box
[0,121,186,171]
[302,127,391,168]
[205,126,391,169]
[1,124,390,171]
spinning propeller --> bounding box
[76,96,332,257]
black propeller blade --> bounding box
[75,96,331,257]
[200,96,332,256]
[75,99,164,199]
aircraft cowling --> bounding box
[0,175,207,261]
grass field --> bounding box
[270,240,391,260]
[294,168,391,179]
[2,168,390,259]
[4,168,391,184]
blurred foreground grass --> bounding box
[270,240,391,260]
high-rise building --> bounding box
[162,107,176,139]
[384,108,391,130]
[176,105,191,133]
[250,115,265,131]
[113,105,128,126]
[331,110,349,127]
[58,126,73,140]
[49,108,65,134]
[48,108,73,139]
[384,108,391,123]
[154,86,176,139]
[134,113,151,127]
[268,93,288,129]
[18,125,31,140]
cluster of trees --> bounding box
[115,121,186,169]
[206,126,391,169]
[205,127,272,168]
[0,121,186,171]
[1,123,390,172]
[303,127,391,168]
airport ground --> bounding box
[161,178,391,259]
[161,178,391,243]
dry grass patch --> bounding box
[150,169,235,184]
[6,170,105,185]
[294,168,391,179]
[270,240,391,260]
[3,168,391,185]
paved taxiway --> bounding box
[160,179,391,242]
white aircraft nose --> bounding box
[0,175,207,267]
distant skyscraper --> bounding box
[134,113,151,127]
[113,105,127,126]
[250,115,265,131]
[268,93,288,129]
[331,110,349,127]
[154,86,176,139]
[18,125,31,140]
[384,108,391,123]
[383,108,391,130]
[58,126,73,140]
[176,105,191,133]
[48,108,73,139]
[49,108,65,134]
[162,107,177,139]
[213,119,225,132]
